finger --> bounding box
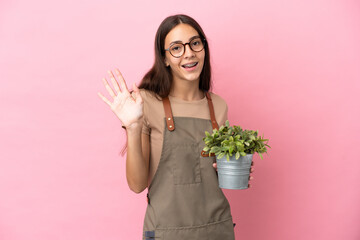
[97,92,112,106]
[250,168,254,173]
[108,70,121,94]
[212,163,217,169]
[249,176,254,180]
[133,83,143,104]
[102,78,116,98]
[251,161,254,166]
[116,68,129,93]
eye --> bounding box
[191,40,201,46]
[171,45,182,52]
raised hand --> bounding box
[97,69,144,129]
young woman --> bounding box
[98,14,254,240]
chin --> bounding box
[181,73,201,82]
[182,70,203,80]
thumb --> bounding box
[133,83,143,104]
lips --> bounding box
[182,62,198,68]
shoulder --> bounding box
[137,89,166,134]
[208,92,228,126]
[137,89,164,122]
[137,89,163,116]
[208,92,228,109]
[138,89,162,103]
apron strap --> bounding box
[162,96,175,131]
[205,92,219,130]
[162,92,219,134]
[201,92,218,157]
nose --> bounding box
[183,43,195,58]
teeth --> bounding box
[183,62,197,68]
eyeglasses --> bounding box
[164,37,206,58]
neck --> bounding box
[169,79,204,101]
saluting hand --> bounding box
[97,69,144,129]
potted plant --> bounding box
[202,120,270,189]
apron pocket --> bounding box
[172,143,202,185]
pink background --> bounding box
[1,0,359,239]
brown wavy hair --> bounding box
[138,14,212,98]
[120,14,212,156]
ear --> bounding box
[164,57,170,67]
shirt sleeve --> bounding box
[218,102,229,127]
[142,116,150,135]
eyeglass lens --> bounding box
[169,38,204,57]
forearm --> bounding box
[125,121,149,193]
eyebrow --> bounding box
[169,35,201,46]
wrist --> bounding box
[123,119,143,133]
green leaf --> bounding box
[210,146,221,153]
[229,146,234,155]
[222,140,230,145]
[225,120,230,128]
[217,152,225,159]
[215,149,222,155]
[203,120,270,160]
[236,142,243,147]
[222,146,230,151]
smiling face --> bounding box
[164,24,205,84]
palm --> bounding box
[98,69,143,127]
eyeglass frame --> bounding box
[164,37,206,58]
